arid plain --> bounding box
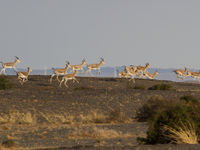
[0,75,200,149]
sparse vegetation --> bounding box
[180,95,198,103]
[67,126,132,139]
[1,75,200,149]
[107,109,130,123]
[163,121,199,144]
[2,139,17,148]
[0,77,12,90]
[136,95,170,122]
[79,111,107,124]
[148,83,172,90]
[0,111,36,124]
[40,112,74,124]
[136,95,200,144]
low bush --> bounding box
[148,84,171,90]
[180,95,198,103]
[136,95,200,144]
[136,95,171,122]
[0,77,12,90]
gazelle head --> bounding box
[145,63,150,69]
[82,58,86,64]
[28,67,32,73]
[184,67,189,72]
[15,56,20,63]
[155,70,159,75]
[65,61,71,68]
[100,57,105,64]
[130,65,137,72]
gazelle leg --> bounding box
[86,69,89,74]
[24,78,28,82]
[50,74,55,83]
[19,80,23,85]
[129,77,135,83]
[81,68,84,73]
[3,69,7,75]
[64,80,68,88]
[0,68,3,75]
[59,78,64,87]
[98,69,101,74]
[1,68,6,75]
[74,77,79,83]
[89,70,94,76]
[13,67,17,72]
[56,75,60,82]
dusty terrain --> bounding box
[0,75,200,149]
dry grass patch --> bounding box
[0,111,36,124]
[79,110,107,124]
[163,121,199,144]
[40,112,74,124]
[67,126,132,139]
[107,109,131,123]
[78,109,132,124]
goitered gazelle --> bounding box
[143,70,159,79]
[174,67,189,80]
[86,58,105,76]
[16,67,32,85]
[50,61,71,83]
[134,63,150,78]
[0,56,20,75]
[70,58,86,73]
[187,69,200,81]
[59,70,79,88]
[125,65,138,83]
[117,67,130,79]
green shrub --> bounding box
[137,97,200,144]
[0,77,12,90]
[136,95,170,122]
[148,84,172,90]
[180,95,198,103]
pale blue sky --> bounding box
[0,0,200,69]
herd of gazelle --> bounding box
[117,63,159,83]
[1,56,200,87]
[174,67,200,80]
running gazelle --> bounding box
[59,70,79,88]
[86,58,105,76]
[50,61,71,83]
[0,56,20,75]
[16,67,32,85]
[70,59,86,73]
